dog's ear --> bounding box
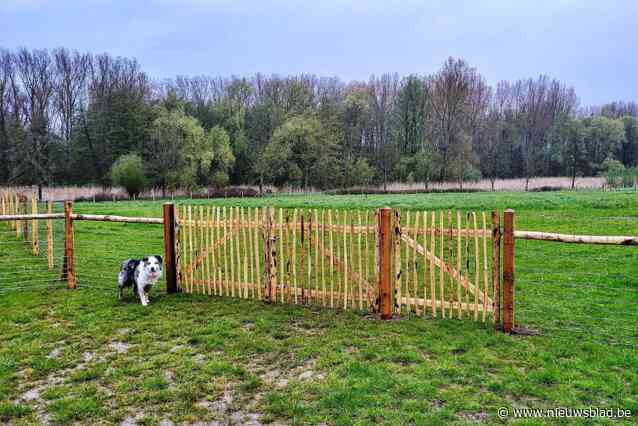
[155,255,163,265]
[142,257,148,263]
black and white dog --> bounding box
[118,256,163,306]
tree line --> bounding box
[1,47,637,196]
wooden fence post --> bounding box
[378,208,393,319]
[20,196,29,241]
[163,203,178,294]
[62,201,76,289]
[47,201,54,270]
[502,209,515,333]
[31,197,39,256]
[16,194,22,239]
[491,210,501,329]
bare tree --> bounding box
[53,48,91,181]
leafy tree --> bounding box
[583,116,626,175]
[413,147,441,189]
[111,153,146,197]
[207,125,235,188]
[262,115,339,189]
[145,107,218,193]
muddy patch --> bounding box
[108,341,131,354]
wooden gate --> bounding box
[175,206,378,311]
[392,210,499,322]
[175,205,501,323]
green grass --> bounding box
[0,191,637,424]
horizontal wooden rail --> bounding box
[514,231,638,246]
[0,213,65,221]
[70,214,163,224]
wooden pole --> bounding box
[46,201,54,270]
[63,201,76,289]
[514,231,638,246]
[378,208,393,320]
[31,197,39,256]
[163,203,178,294]
[503,209,515,333]
[15,194,21,239]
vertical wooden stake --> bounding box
[46,201,54,270]
[32,197,39,256]
[63,201,76,289]
[163,203,178,294]
[15,194,21,239]
[503,209,515,333]
[378,208,393,320]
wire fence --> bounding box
[0,201,66,293]
[515,215,638,348]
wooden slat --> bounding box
[247,207,255,299]
[300,212,306,304]
[492,211,501,327]
[236,207,243,298]
[404,211,411,314]
[481,211,489,322]
[439,211,445,318]
[412,212,420,315]
[188,205,194,293]
[320,210,326,307]
[254,207,262,300]
[278,208,285,303]
[342,210,348,310]
[199,206,206,294]
[328,209,334,308]
[314,209,320,306]
[223,206,230,296]
[421,211,428,316]
[334,210,340,306]
[292,209,298,304]
[285,210,292,303]
[429,212,436,317]
[242,207,249,299]
[456,211,462,319]
[394,210,401,315]
[211,206,219,295]
[357,210,363,310]
[307,211,313,305]
[472,212,480,321]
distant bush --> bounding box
[74,192,128,203]
[111,154,147,198]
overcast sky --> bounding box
[2,0,637,106]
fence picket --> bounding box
[328,209,334,308]
[394,209,401,315]
[473,211,480,321]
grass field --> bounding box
[1,191,637,425]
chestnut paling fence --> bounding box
[3,187,637,344]
[174,205,503,323]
